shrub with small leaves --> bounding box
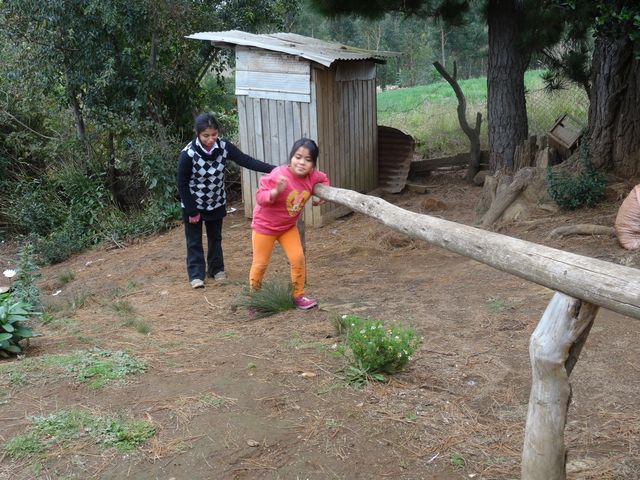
[546,139,605,210]
[340,314,422,376]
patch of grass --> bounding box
[217,330,238,338]
[450,453,466,467]
[111,281,139,298]
[68,349,147,389]
[2,409,156,458]
[109,300,150,334]
[68,290,90,312]
[0,348,146,389]
[199,394,227,408]
[236,281,295,318]
[404,411,418,422]
[135,322,151,335]
[58,270,75,285]
[111,300,135,316]
[3,433,46,457]
[485,298,513,313]
[9,369,27,386]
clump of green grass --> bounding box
[109,299,151,334]
[237,281,295,318]
[58,270,75,285]
[485,297,513,313]
[111,300,135,316]
[3,409,156,458]
[0,348,146,389]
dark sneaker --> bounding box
[293,295,317,310]
[190,279,205,289]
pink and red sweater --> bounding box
[252,165,329,235]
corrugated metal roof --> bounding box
[186,30,399,68]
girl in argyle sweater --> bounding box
[177,113,274,288]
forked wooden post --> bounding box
[522,293,598,479]
[313,184,640,479]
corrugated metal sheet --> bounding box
[378,126,415,193]
[186,30,399,67]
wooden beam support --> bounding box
[521,292,598,479]
[313,184,640,320]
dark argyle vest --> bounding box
[183,139,228,211]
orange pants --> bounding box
[250,227,305,297]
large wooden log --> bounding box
[521,293,598,479]
[313,184,640,320]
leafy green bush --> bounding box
[0,292,37,357]
[546,141,605,210]
[334,314,422,387]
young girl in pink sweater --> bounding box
[250,138,329,310]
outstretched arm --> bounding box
[226,142,275,173]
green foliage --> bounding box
[546,141,605,210]
[3,410,156,458]
[334,314,422,387]
[0,292,38,357]
[0,348,146,388]
[3,433,46,458]
[65,349,147,389]
[377,70,581,158]
[238,281,295,318]
[450,453,466,467]
[11,242,41,307]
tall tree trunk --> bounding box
[440,23,446,69]
[487,0,529,173]
[588,36,640,176]
[63,67,89,157]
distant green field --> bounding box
[377,70,589,158]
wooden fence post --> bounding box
[521,292,599,479]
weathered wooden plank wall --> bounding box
[236,52,379,227]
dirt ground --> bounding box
[1,171,639,480]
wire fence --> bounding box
[526,86,589,138]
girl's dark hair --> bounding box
[289,138,320,167]
[194,112,221,135]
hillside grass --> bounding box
[377,69,589,159]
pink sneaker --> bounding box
[293,295,318,310]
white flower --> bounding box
[3,269,16,278]
[342,314,347,319]
[331,343,337,350]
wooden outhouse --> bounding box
[187,30,398,226]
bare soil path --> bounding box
[1,172,639,479]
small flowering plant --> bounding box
[340,314,421,376]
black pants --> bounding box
[183,216,224,281]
